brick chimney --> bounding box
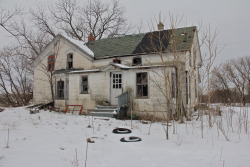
[157,21,164,31]
[88,33,95,42]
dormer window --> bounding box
[132,57,142,66]
[113,58,121,64]
[67,53,73,69]
[48,55,55,72]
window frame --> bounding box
[136,72,148,98]
[67,53,73,69]
[171,72,176,98]
[57,80,64,99]
[185,71,189,104]
[132,57,142,66]
[48,55,55,72]
[193,49,197,69]
[112,73,122,89]
[80,75,89,94]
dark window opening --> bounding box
[67,53,73,69]
[185,71,189,104]
[132,57,142,66]
[189,75,191,99]
[48,55,55,71]
[113,58,121,64]
[195,79,197,98]
[171,72,176,98]
[136,72,148,97]
[81,76,88,94]
[57,80,64,99]
[112,73,122,89]
[193,49,197,69]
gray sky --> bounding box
[1,0,250,64]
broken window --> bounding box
[136,72,148,97]
[112,73,122,89]
[81,76,88,94]
[67,53,73,69]
[48,55,55,71]
[132,57,142,66]
[57,80,64,99]
[113,58,121,64]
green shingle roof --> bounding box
[86,26,196,59]
[53,68,83,75]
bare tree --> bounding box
[1,0,130,57]
[49,0,84,40]
[30,4,56,38]
[211,67,231,104]
[0,5,23,37]
[211,55,250,105]
[34,39,63,104]
[30,0,129,41]
[199,24,224,127]
[0,46,32,106]
[224,57,249,106]
[235,56,250,103]
[80,0,129,39]
[0,0,130,106]
[137,14,196,139]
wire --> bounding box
[218,42,250,46]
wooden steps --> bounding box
[89,105,118,118]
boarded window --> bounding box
[136,72,148,97]
[112,74,122,89]
[132,57,142,66]
[81,76,88,94]
[67,53,73,69]
[48,55,55,71]
[57,80,64,99]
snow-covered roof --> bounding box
[63,35,94,57]
[110,63,163,69]
[68,69,100,74]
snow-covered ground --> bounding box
[0,106,249,167]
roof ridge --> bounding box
[87,26,196,44]
[87,33,145,44]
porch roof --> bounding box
[53,68,84,75]
[53,62,183,75]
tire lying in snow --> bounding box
[120,136,142,142]
[112,128,132,134]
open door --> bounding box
[110,72,122,105]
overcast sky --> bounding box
[0,0,250,64]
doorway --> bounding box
[110,72,122,105]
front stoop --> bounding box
[89,105,118,118]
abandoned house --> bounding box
[32,24,202,118]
